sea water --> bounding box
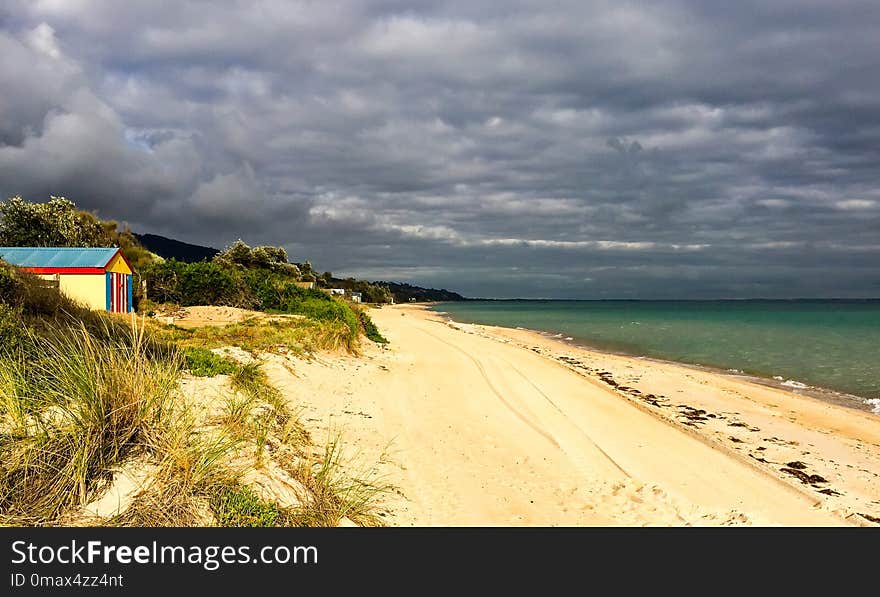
[432,300,880,410]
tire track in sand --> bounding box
[421,324,637,478]
[418,326,561,449]
[422,326,702,525]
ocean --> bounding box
[431,300,880,411]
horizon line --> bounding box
[453,297,880,302]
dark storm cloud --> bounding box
[1,0,878,297]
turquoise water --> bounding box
[432,300,880,406]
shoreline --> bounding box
[395,304,880,524]
[428,305,879,415]
[273,303,880,525]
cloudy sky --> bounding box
[1,1,878,298]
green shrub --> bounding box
[177,262,245,306]
[183,347,238,377]
[0,196,107,247]
[142,257,365,349]
[0,261,18,303]
[210,484,281,527]
[214,240,299,276]
[143,260,248,307]
[0,303,27,351]
[358,310,388,344]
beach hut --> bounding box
[0,247,134,313]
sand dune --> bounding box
[266,304,878,526]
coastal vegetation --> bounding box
[141,240,387,347]
[183,347,239,377]
[0,196,388,347]
[134,230,466,305]
[153,315,361,356]
[0,258,386,527]
[0,196,392,527]
[1,196,155,303]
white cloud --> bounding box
[25,23,61,58]
[835,199,876,211]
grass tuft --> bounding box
[183,348,238,377]
[210,484,281,527]
[110,423,241,527]
[285,433,388,527]
[0,317,181,525]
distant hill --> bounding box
[374,281,467,302]
[134,233,219,263]
[133,233,466,301]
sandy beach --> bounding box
[263,304,880,526]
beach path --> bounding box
[266,305,851,526]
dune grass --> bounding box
[151,315,358,356]
[0,318,386,526]
[109,425,242,527]
[284,434,388,527]
[0,263,387,527]
[0,318,182,525]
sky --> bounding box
[1,1,878,299]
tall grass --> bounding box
[111,424,241,527]
[285,433,388,527]
[1,263,386,527]
[0,317,182,524]
[217,361,300,467]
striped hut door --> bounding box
[118,273,127,313]
[109,272,127,313]
[116,273,123,313]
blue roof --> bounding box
[0,247,120,269]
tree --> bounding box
[275,262,301,278]
[248,246,272,269]
[215,239,253,267]
[0,196,110,247]
[262,246,288,264]
[214,240,296,274]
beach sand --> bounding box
[265,304,880,526]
